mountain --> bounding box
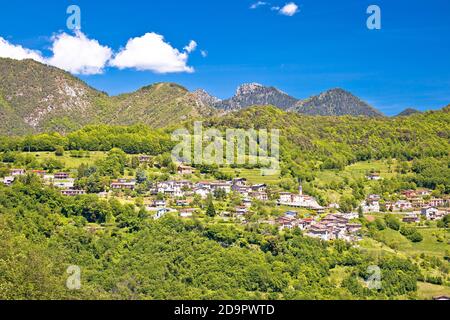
[192,89,222,108]
[293,88,384,117]
[396,108,421,117]
[215,83,298,111]
[0,58,217,134]
[213,84,384,117]
[0,58,106,134]
[104,83,217,128]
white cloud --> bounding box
[279,2,299,16]
[184,40,197,54]
[46,31,113,75]
[201,50,208,58]
[1,31,197,75]
[110,33,195,73]
[250,1,268,9]
[0,37,44,62]
[250,2,299,16]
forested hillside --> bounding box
[0,178,420,300]
[0,58,216,135]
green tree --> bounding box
[206,198,216,217]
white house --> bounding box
[2,176,15,186]
[194,187,210,199]
[154,208,170,220]
[367,173,381,181]
[421,207,439,220]
[362,200,380,213]
[10,169,25,176]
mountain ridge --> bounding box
[1,58,446,135]
[293,88,385,117]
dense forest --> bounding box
[0,178,420,300]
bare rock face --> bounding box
[216,83,298,111]
[191,89,222,107]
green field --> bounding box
[22,151,107,169]
[417,282,450,300]
[220,167,282,185]
[363,227,449,258]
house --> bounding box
[346,223,362,233]
[421,207,439,220]
[194,187,210,199]
[156,180,188,198]
[54,172,70,180]
[342,212,359,220]
[403,214,420,223]
[251,184,267,192]
[401,190,416,198]
[110,179,136,190]
[179,208,196,218]
[152,199,167,207]
[232,178,247,186]
[416,188,431,196]
[285,211,298,218]
[61,189,86,196]
[329,203,340,209]
[176,199,189,207]
[429,198,445,208]
[249,191,268,201]
[362,199,380,213]
[278,188,322,209]
[368,194,381,201]
[279,192,293,203]
[154,208,170,220]
[232,185,251,197]
[235,206,248,216]
[307,224,330,241]
[2,176,15,186]
[242,198,252,208]
[10,169,25,176]
[410,197,425,208]
[220,211,233,218]
[387,200,413,211]
[177,165,194,175]
[53,180,75,189]
[298,218,314,230]
[276,216,298,230]
[367,173,381,181]
[210,181,232,194]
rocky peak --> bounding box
[192,89,221,107]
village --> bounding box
[3,162,449,244]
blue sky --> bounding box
[0,0,449,115]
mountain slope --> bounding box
[0,58,217,134]
[216,83,298,111]
[0,58,107,134]
[106,83,218,127]
[396,108,421,117]
[293,88,384,117]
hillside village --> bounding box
[3,160,449,244]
